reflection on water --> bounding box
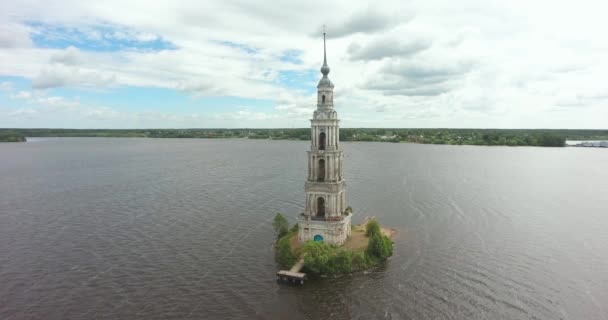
[1,138,608,319]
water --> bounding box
[1,138,608,319]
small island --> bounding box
[0,130,26,142]
[273,213,394,278]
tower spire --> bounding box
[323,25,327,66]
[318,26,332,87]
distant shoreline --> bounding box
[0,131,26,142]
[2,128,607,147]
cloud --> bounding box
[321,9,406,38]
[11,91,34,99]
[7,108,38,118]
[0,23,33,48]
[384,60,473,81]
[213,110,279,121]
[50,46,82,65]
[555,89,608,108]
[82,107,121,120]
[274,92,316,117]
[176,80,221,96]
[1,0,608,128]
[32,66,116,89]
[36,96,80,109]
[8,90,81,110]
[364,59,474,96]
[348,37,432,61]
[0,81,14,91]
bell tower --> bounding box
[298,29,352,245]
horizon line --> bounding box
[2,127,607,131]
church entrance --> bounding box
[317,197,325,217]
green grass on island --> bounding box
[273,213,395,276]
[3,128,608,147]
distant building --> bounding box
[572,141,608,148]
[380,135,398,140]
[297,32,351,245]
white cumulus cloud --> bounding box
[0,0,607,128]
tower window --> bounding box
[319,132,326,150]
[318,159,325,181]
[317,197,325,217]
[322,95,325,104]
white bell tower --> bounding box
[298,30,352,245]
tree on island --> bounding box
[365,219,381,237]
[366,231,393,261]
[272,212,289,239]
[365,219,393,261]
[277,234,297,267]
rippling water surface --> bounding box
[1,138,608,319]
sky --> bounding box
[1,0,607,129]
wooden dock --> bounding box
[277,259,306,284]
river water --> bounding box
[1,138,607,319]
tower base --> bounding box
[297,213,352,245]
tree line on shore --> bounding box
[0,130,26,142]
[3,128,608,147]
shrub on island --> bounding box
[366,230,393,262]
[301,241,354,274]
[276,231,297,268]
[365,219,381,237]
[272,212,289,239]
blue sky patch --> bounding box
[277,70,317,94]
[279,50,304,64]
[0,76,30,91]
[0,76,275,115]
[27,21,175,52]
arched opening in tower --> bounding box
[322,95,326,104]
[319,132,326,150]
[318,159,325,181]
[317,197,325,218]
